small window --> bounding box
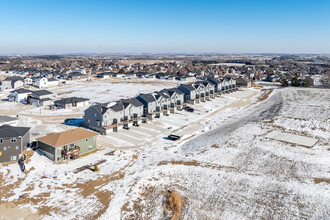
[11,156,17,161]
[4,147,7,151]
[0,138,2,143]
[16,146,19,150]
[86,139,88,142]
[11,138,17,143]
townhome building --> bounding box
[177,84,197,104]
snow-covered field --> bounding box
[0,87,329,219]
[51,78,181,103]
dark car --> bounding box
[167,134,181,141]
[184,106,194,112]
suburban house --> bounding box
[0,81,12,92]
[176,75,196,82]
[67,72,88,80]
[5,77,24,89]
[36,128,98,163]
[0,125,30,163]
[29,90,53,107]
[177,84,197,104]
[236,77,252,88]
[8,88,32,103]
[0,116,18,126]
[96,72,114,79]
[47,78,59,87]
[33,77,48,89]
[23,78,33,85]
[54,97,89,109]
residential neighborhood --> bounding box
[0,41,329,220]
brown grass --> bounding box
[167,190,183,220]
[257,89,274,102]
[314,178,330,184]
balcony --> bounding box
[62,146,80,156]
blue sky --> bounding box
[1,0,329,54]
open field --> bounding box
[0,87,329,219]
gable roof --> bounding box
[32,90,53,96]
[12,88,32,94]
[54,97,89,105]
[0,115,18,124]
[36,128,98,148]
[0,124,30,138]
[137,93,157,103]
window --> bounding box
[0,138,2,143]
[11,138,17,143]
[4,147,7,151]
[86,139,88,142]
[88,145,92,150]
[16,146,19,150]
[11,156,17,161]
[88,119,90,123]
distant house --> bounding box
[23,78,33,85]
[29,90,53,107]
[156,73,168,80]
[0,116,18,126]
[67,72,88,81]
[0,81,12,92]
[8,88,32,103]
[54,97,89,109]
[33,77,48,89]
[47,78,59,87]
[96,72,113,79]
[0,125,31,163]
[236,78,251,88]
[5,77,24,89]
[176,75,196,82]
[36,128,98,163]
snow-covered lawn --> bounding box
[0,87,329,219]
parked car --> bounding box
[184,106,194,112]
[168,134,181,141]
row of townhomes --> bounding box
[84,77,237,134]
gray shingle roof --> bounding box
[32,90,53,96]
[54,97,89,105]
[13,88,32,94]
[0,124,30,138]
